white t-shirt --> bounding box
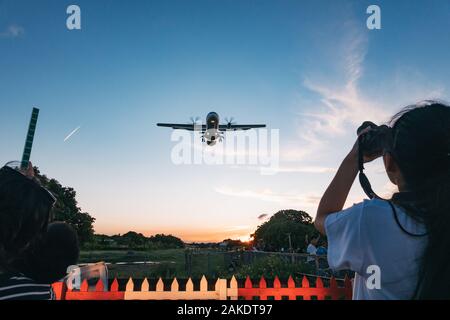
[324,198,427,300]
[306,244,317,262]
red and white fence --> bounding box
[52,275,352,300]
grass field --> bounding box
[79,249,185,264]
[79,249,229,279]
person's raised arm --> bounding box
[314,151,359,235]
[314,128,380,235]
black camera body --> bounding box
[357,121,394,158]
[356,121,394,199]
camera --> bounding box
[357,121,394,158]
[356,121,394,199]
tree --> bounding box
[121,231,147,247]
[220,239,249,250]
[148,234,184,249]
[34,167,95,245]
[251,209,316,252]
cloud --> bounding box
[257,213,268,220]
[266,165,336,174]
[231,165,336,174]
[0,25,25,38]
[223,225,252,232]
[307,41,385,136]
[285,23,394,164]
[290,22,448,165]
[214,186,321,207]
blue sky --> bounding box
[1,0,449,242]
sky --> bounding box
[1,0,449,242]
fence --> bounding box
[239,275,352,300]
[183,249,330,278]
[52,275,352,300]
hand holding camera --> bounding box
[349,121,393,164]
[353,121,395,199]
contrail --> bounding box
[64,126,81,142]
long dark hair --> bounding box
[13,222,79,284]
[389,101,450,299]
[0,167,53,272]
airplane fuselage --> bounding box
[204,111,220,146]
[206,111,219,130]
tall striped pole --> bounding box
[21,107,40,170]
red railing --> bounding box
[52,275,352,300]
[239,275,352,300]
[52,278,124,300]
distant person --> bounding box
[305,234,320,268]
[314,101,450,299]
[0,162,56,300]
[316,241,328,256]
[13,222,79,284]
[316,241,329,270]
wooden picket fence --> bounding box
[52,275,352,300]
[239,275,352,300]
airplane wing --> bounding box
[219,124,266,131]
[157,123,206,131]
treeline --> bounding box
[84,231,185,250]
[188,239,250,251]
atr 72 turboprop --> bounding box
[157,112,266,146]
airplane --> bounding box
[157,111,266,146]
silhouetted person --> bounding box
[14,222,79,284]
[0,162,55,300]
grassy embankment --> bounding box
[79,249,227,279]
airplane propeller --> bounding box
[225,117,236,129]
[189,116,201,124]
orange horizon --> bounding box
[94,225,255,243]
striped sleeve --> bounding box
[0,275,53,300]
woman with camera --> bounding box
[314,101,450,299]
